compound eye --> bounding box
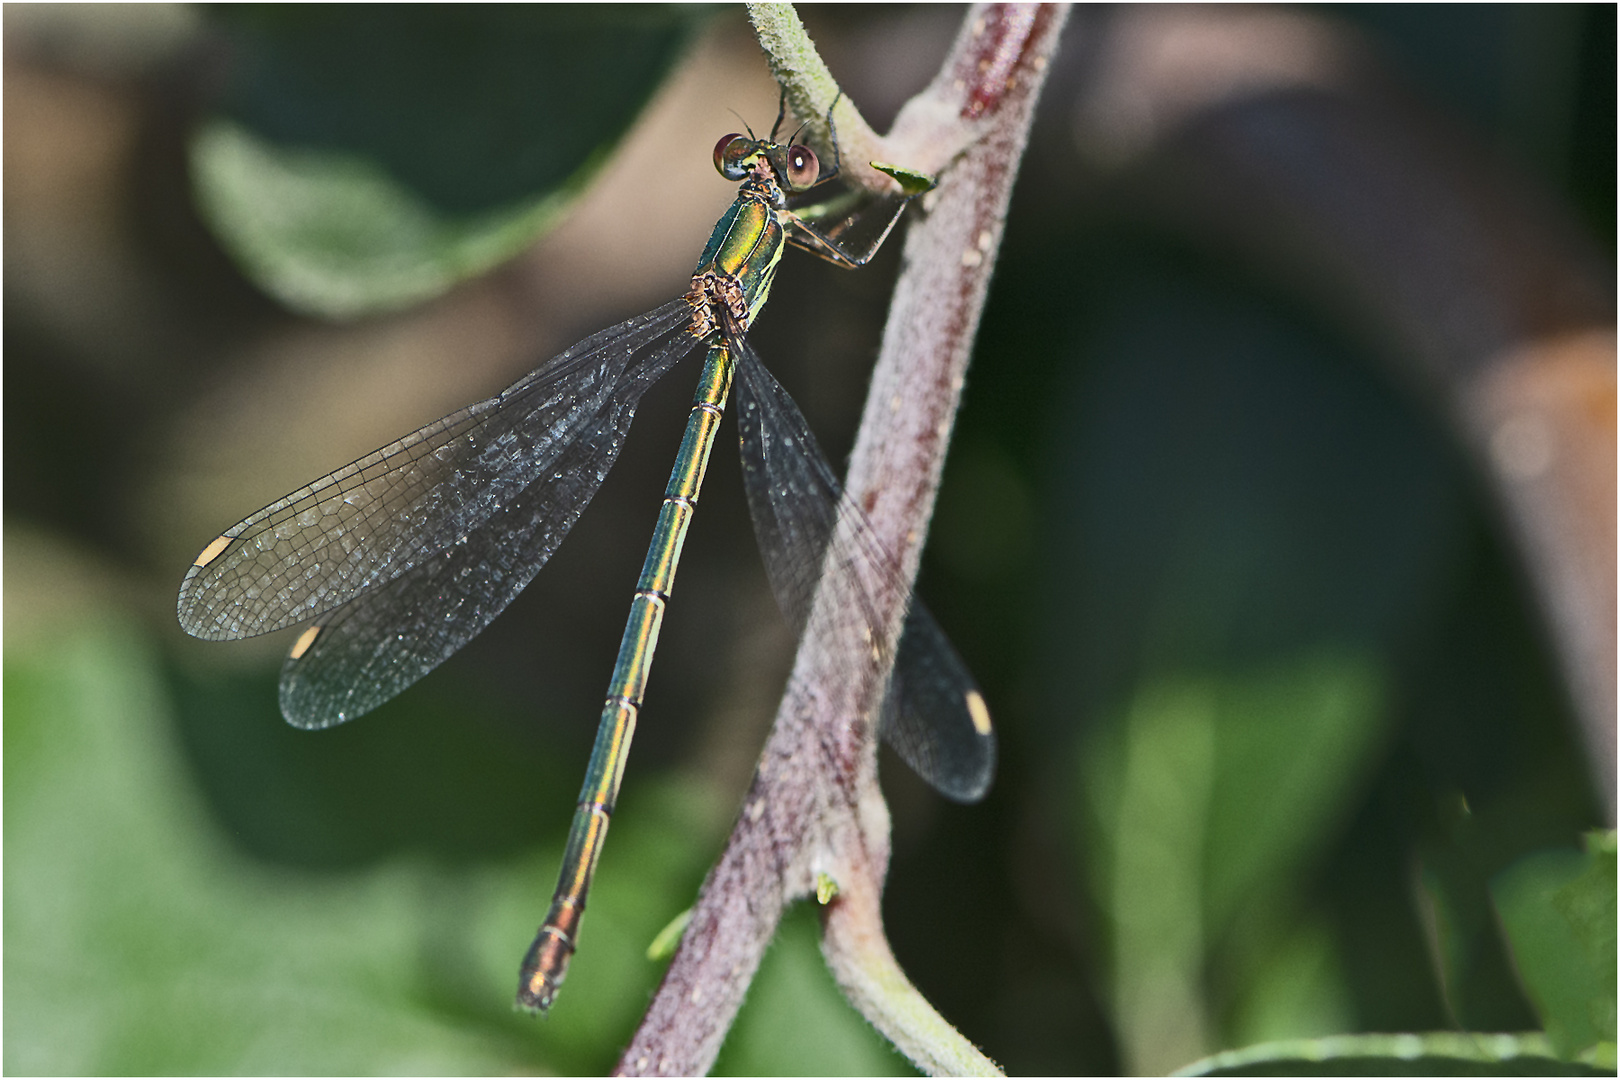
[783,144,820,190]
[713,133,750,180]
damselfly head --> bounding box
[712,133,821,193]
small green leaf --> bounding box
[815,871,840,904]
[645,907,692,962]
[871,161,937,196]
[1491,831,1617,1059]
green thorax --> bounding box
[693,177,789,329]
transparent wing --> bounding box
[178,299,694,642]
[733,337,995,803]
[277,376,658,728]
[177,299,704,728]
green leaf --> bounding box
[1491,832,1618,1059]
[2,611,718,1073]
[870,161,937,196]
[645,907,692,962]
[191,119,592,320]
[1177,1032,1613,1076]
[1079,652,1389,1073]
[192,7,703,318]
[1198,653,1388,930]
[5,621,520,1073]
[1413,796,1550,1032]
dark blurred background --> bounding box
[5,5,1613,1075]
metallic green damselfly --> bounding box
[177,102,994,1013]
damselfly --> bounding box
[177,100,995,1013]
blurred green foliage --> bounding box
[4,4,1613,1076]
[4,614,906,1074]
[194,6,707,316]
[1492,831,1617,1063]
